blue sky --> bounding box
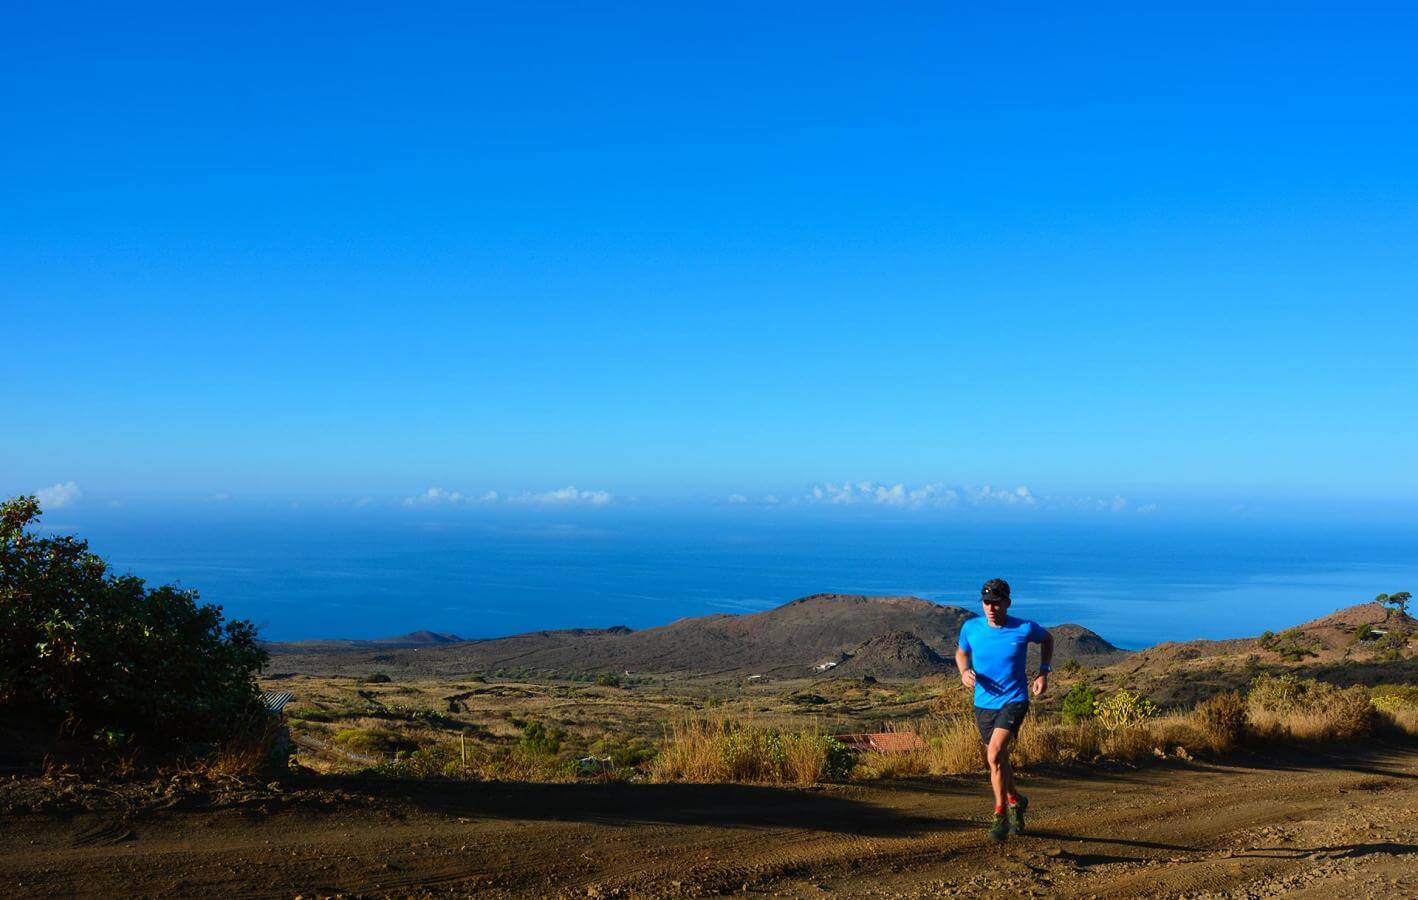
[5,3,1417,518]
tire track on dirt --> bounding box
[3,745,1415,898]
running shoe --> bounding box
[1007,794,1029,835]
[989,812,1010,841]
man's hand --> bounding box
[1031,673,1048,697]
[961,668,977,689]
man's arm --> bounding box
[955,648,976,689]
[1032,631,1054,696]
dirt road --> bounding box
[4,744,1415,898]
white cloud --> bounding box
[806,480,988,509]
[968,484,1037,507]
[36,481,82,509]
[478,490,499,503]
[403,487,466,507]
[727,494,749,504]
[512,486,613,506]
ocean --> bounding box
[51,508,1418,649]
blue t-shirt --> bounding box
[957,615,1049,709]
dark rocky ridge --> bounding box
[832,631,953,678]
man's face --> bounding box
[981,596,1010,625]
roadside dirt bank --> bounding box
[3,744,1415,898]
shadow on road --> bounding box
[301,775,965,837]
[1239,841,1418,860]
[1025,830,1196,853]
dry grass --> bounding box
[1379,707,1418,737]
[929,715,987,774]
[781,731,833,784]
[1247,681,1377,742]
[1194,691,1248,753]
[194,712,286,778]
[649,715,850,784]
[271,671,1413,787]
[1012,718,1067,767]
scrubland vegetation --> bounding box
[641,673,1416,785]
[0,496,274,772]
[276,666,1418,788]
[4,493,1414,790]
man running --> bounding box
[955,578,1053,841]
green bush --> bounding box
[1060,682,1096,725]
[359,672,393,684]
[0,496,267,748]
[821,736,856,780]
[519,721,564,755]
[595,672,622,688]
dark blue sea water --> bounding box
[51,509,1418,649]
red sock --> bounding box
[994,804,1005,814]
[1007,794,1020,806]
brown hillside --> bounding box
[1083,601,1418,708]
[266,593,1125,678]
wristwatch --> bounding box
[1038,663,1052,673]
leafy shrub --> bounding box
[0,496,267,748]
[1195,691,1248,753]
[1095,689,1157,732]
[1060,682,1096,725]
[1248,673,1308,712]
[595,672,622,688]
[1370,684,1418,711]
[519,721,564,755]
[359,673,393,684]
[587,733,657,769]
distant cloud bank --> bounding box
[511,486,613,506]
[806,480,1036,509]
[393,481,1142,514]
[35,481,82,509]
[403,485,612,508]
[729,480,1152,514]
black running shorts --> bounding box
[975,701,1030,743]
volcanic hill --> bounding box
[832,631,953,678]
[266,593,1126,678]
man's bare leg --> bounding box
[985,727,1016,809]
